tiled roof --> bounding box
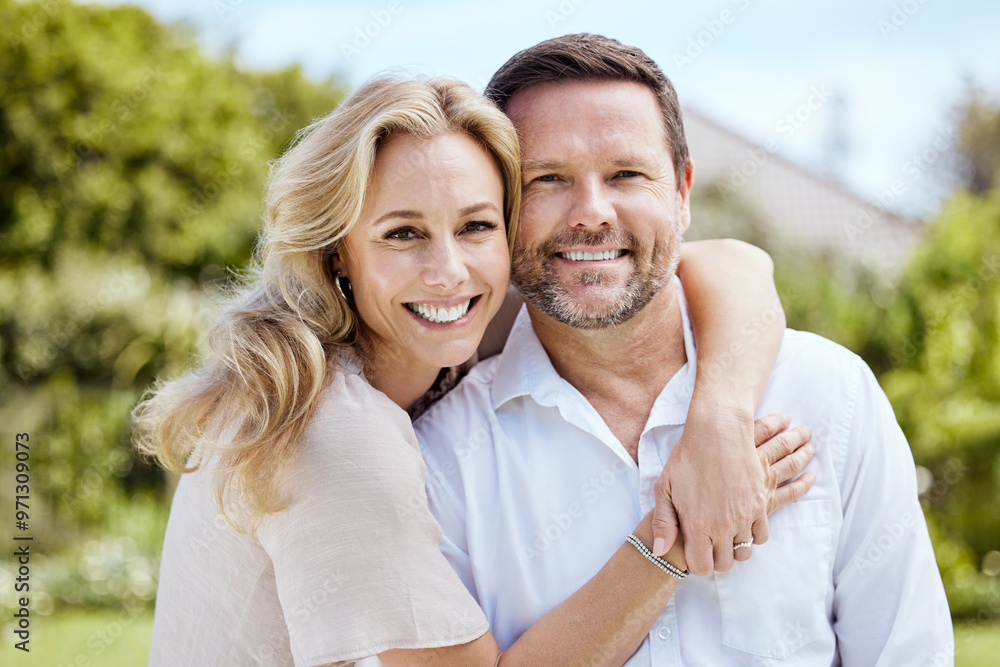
[684,107,924,274]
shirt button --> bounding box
[657,626,672,640]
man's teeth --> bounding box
[560,250,626,261]
[407,299,472,324]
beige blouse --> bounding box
[148,355,489,666]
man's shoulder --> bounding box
[773,328,869,386]
[767,329,887,448]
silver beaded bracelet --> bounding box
[626,533,689,580]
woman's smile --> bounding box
[405,295,479,325]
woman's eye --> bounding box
[463,221,499,233]
[385,227,418,240]
[536,174,558,183]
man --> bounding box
[415,34,952,665]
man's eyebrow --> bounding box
[521,157,656,173]
[611,156,654,168]
[459,202,502,217]
[373,210,424,226]
[521,159,564,173]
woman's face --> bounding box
[336,130,510,373]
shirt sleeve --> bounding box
[256,371,489,667]
[831,360,954,666]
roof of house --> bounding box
[684,107,925,273]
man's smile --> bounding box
[557,249,628,262]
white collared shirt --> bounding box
[414,282,953,666]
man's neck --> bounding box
[527,279,688,457]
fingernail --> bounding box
[653,538,666,557]
[802,425,813,439]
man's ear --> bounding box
[678,158,695,234]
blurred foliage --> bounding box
[0,0,345,613]
[878,189,1000,617]
[956,88,1000,195]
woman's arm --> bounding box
[380,414,813,667]
[653,239,787,575]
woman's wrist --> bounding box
[633,514,687,575]
[686,388,755,434]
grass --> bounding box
[0,607,153,666]
[1,609,997,665]
[956,619,1000,666]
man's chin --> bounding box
[527,292,640,330]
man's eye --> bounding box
[618,170,640,178]
[385,227,418,240]
[464,221,499,233]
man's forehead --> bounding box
[506,79,659,124]
[507,80,670,164]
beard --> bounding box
[511,223,682,330]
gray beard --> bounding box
[511,226,681,330]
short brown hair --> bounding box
[486,33,689,186]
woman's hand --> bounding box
[652,404,764,574]
[752,413,816,530]
[655,413,814,573]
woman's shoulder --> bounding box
[299,356,421,468]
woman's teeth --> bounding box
[560,250,626,261]
[407,299,472,324]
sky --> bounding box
[110,0,1000,220]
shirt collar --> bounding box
[491,278,698,420]
[491,303,562,410]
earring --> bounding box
[335,273,353,302]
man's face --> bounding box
[507,79,693,329]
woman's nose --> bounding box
[423,237,470,290]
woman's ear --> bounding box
[327,249,346,281]
[327,249,355,304]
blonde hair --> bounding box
[133,77,521,528]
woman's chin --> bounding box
[418,338,483,371]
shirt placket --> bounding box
[636,429,663,516]
[645,597,682,666]
[636,427,684,666]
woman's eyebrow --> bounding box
[373,210,424,226]
[459,202,502,217]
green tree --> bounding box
[878,190,1000,615]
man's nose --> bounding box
[423,237,470,290]
[567,176,617,228]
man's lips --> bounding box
[557,249,628,262]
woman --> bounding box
[135,76,814,666]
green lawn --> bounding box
[1,610,997,665]
[956,619,1000,666]
[1,608,154,666]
